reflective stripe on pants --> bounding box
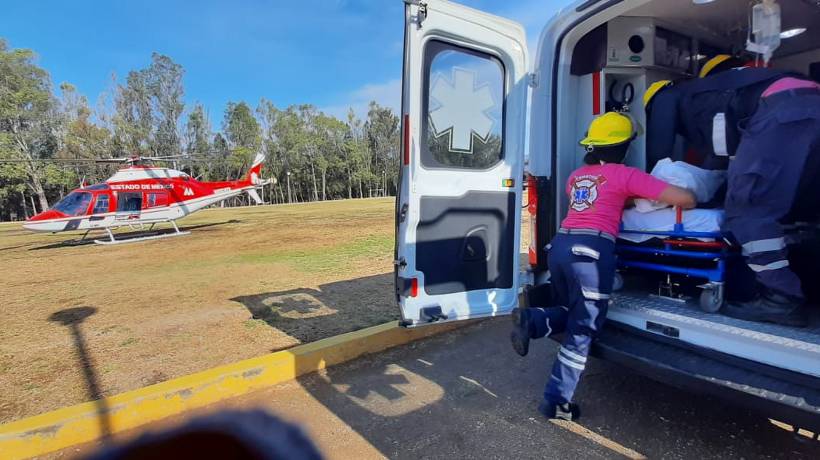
[542,233,615,405]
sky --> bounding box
[0,0,571,126]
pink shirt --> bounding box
[762,77,820,98]
[562,163,669,236]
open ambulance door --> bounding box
[395,0,528,327]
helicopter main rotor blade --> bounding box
[0,158,128,164]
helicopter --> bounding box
[13,153,268,244]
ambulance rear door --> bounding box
[395,0,528,327]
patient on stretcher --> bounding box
[620,158,727,242]
[620,207,724,243]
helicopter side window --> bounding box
[92,195,110,214]
[52,192,92,216]
[116,192,142,213]
[146,192,167,208]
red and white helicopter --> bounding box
[22,153,268,244]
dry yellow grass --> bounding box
[0,197,531,424]
[0,198,399,423]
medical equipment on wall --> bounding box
[606,79,635,113]
[606,17,696,74]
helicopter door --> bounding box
[394,0,528,327]
[115,192,142,220]
[88,194,112,226]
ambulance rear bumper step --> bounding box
[608,292,820,379]
[592,325,820,433]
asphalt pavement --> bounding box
[62,319,820,459]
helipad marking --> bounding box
[0,320,464,459]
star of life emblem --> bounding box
[429,67,496,153]
[570,175,606,212]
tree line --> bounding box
[0,39,400,221]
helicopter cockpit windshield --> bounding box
[52,192,92,216]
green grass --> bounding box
[243,319,267,329]
[119,337,139,347]
[236,234,394,273]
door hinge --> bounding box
[528,72,539,89]
[405,0,427,26]
[393,258,407,268]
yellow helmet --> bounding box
[643,80,672,108]
[699,54,733,78]
[579,112,635,148]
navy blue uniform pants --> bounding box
[725,91,820,299]
[527,233,616,405]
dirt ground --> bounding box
[0,198,411,423]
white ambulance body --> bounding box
[395,0,820,431]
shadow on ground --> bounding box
[29,220,241,250]
[232,273,400,348]
[292,319,820,459]
[48,306,112,439]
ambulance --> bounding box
[394,0,820,431]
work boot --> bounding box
[722,291,808,327]
[538,400,581,422]
[510,307,534,357]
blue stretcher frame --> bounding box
[616,220,728,284]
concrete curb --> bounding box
[0,320,463,459]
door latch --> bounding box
[399,203,408,223]
[528,72,539,89]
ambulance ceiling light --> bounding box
[780,27,807,39]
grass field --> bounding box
[0,198,404,423]
[0,197,531,424]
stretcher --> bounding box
[616,207,731,312]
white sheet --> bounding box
[634,158,727,213]
[619,208,725,243]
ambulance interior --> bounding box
[553,0,820,375]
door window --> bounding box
[423,40,505,170]
[92,195,110,214]
[146,192,167,208]
[116,192,142,212]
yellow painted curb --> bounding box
[0,320,463,459]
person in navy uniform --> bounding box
[511,112,696,421]
[644,56,820,326]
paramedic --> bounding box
[698,54,747,80]
[644,55,747,171]
[644,65,820,326]
[644,79,681,170]
[721,76,820,326]
[510,112,696,421]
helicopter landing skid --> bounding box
[94,221,190,245]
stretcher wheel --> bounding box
[613,272,624,292]
[699,287,723,313]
